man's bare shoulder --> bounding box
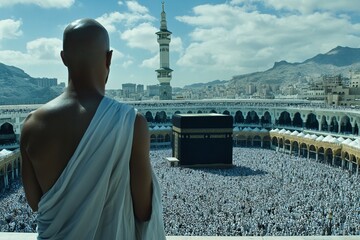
[21,95,74,144]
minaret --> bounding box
[156,1,173,100]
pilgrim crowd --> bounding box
[0,148,359,236]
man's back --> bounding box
[20,18,166,239]
[21,94,103,201]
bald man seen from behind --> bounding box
[20,18,166,240]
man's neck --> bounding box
[66,81,105,100]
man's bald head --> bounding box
[61,18,112,86]
[63,18,109,51]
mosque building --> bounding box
[156,1,173,100]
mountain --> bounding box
[184,80,228,89]
[0,63,62,105]
[304,46,360,67]
[229,46,360,86]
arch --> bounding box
[329,116,339,133]
[343,152,350,169]
[155,111,167,123]
[245,111,260,124]
[309,145,317,159]
[278,111,291,126]
[223,110,230,115]
[0,169,4,190]
[278,138,284,149]
[157,135,164,143]
[320,116,328,131]
[6,164,12,184]
[235,111,244,124]
[187,111,193,114]
[150,134,157,143]
[340,115,352,134]
[271,137,278,148]
[236,135,247,147]
[197,110,203,114]
[0,122,15,134]
[325,148,333,165]
[354,122,359,135]
[305,113,319,130]
[292,112,303,128]
[318,147,325,162]
[246,136,252,147]
[349,155,357,173]
[333,149,342,167]
[300,143,308,158]
[210,109,217,113]
[145,111,154,123]
[263,135,271,149]
[260,111,271,125]
[284,139,291,152]
[175,111,181,115]
[253,135,261,147]
[165,134,171,142]
[292,141,299,155]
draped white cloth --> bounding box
[36,97,166,240]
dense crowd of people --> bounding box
[0,148,359,236]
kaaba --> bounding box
[172,114,233,167]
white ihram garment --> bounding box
[36,96,166,240]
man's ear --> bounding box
[106,50,113,68]
[60,51,68,67]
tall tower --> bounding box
[156,1,173,100]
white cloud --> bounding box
[171,36,183,53]
[126,1,148,14]
[26,38,62,60]
[260,0,360,14]
[96,12,125,33]
[175,3,360,75]
[121,22,158,52]
[0,50,32,63]
[141,54,158,69]
[0,37,63,67]
[96,1,155,33]
[231,0,360,14]
[118,1,123,6]
[122,60,133,68]
[0,19,22,40]
[0,0,74,8]
[120,22,183,54]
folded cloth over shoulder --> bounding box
[36,97,166,240]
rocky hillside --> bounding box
[229,46,360,86]
[0,63,61,105]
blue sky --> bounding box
[0,0,360,89]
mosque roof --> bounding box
[0,149,12,157]
[297,132,305,137]
[349,140,360,148]
[304,134,312,139]
[322,135,334,142]
[279,129,287,134]
[310,134,318,140]
[316,136,325,141]
[328,138,340,144]
[290,130,299,136]
[342,138,353,145]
